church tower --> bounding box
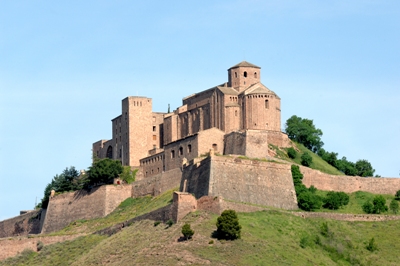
[228,61,261,92]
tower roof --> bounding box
[228,61,261,70]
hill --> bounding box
[2,189,400,266]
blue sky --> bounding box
[1,1,399,221]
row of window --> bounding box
[234,71,257,78]
[171,145,192,158]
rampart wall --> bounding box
[0,209,44,238]
[0,234,84,261]
[132,168,182,198]
[41,185,131,234]
[301,166,400,195]
[182,156,298,210]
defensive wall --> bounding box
[301,166,400,195]
[181,155,298,210]
[131,168,182,198]
[0,234,84,261]
[0,209,44,238]
[41,184,131,234]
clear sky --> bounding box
[1,1,399,221]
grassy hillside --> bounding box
[3,209,400,266]
[2,185,400,266]
[270,142,344,175]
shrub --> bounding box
[154,221,161,227]
[166,219,174,227]
[320,222,334,238]
[366,237,378,252]
[287,147,297,159]
[216,210,241,240]
[372,195,388,214]
[208,240,214,244]
[362,201,374,214]
[323,191,350,210]
[291,165,303,187]
[181,223,194,240]
[389,199,399,214]
[36,241,44,251]
[301,152,312,167]
[308,185,317,194]
[395,190,400,200]
[297,191,322,211]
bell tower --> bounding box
[228,61,261,92]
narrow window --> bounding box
[153,135,157,140]
[235,72,237,78]
[171,150,175,158]
[254,72,257,78]
[265,99,269,109]
[244,71,247,78]
[153,126,156,131]
[179,147,183,156]
[235,110,238,116]
[188,144,192,153]
[212,143,218,151]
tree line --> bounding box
[285,115,376,177]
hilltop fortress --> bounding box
[2,62,400,243]
[93,61,290,175]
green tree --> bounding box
[362,201,374,214]
[285,115,324,153]
[355,159,375,177]
[301,152,313,167]
[389,199,399,214]
[216,210,241,240]
[87,158,123,186]
[287,147,297,159]
[181,223,194,240]
[336,157,357,176]
[119,166,137,184]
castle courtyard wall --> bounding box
[301,167,400,195]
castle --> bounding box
[93,61,291,175]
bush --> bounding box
[362,201,374,214]
[291,165,303,187]
[216,210,241,240]
[297,191,322,211]
[366,237,378,252]
[372,195,388,214]
[287,147,297,159]
[301,152,312,167]
[36,241,44,251]
[363,195,388,214]
[395,190,400,200]
[323,191,350,210]
[389,199,399,214]
[166,219,174,227]
[154,221,161,227]
[181,223,194,240]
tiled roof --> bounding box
[229,61,261,69]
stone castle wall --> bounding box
[182,156,298,210]
[131,168,182,198]
[301,166,400,195]
[41,185,131,234]
[0,209,44,238]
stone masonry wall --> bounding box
[41,185,131,234]
[0,234,84,261]
[132,168,182,198]
[301,166,400,195]
[0,209,43,238]
[182,156,298,210]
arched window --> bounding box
[244,71,247,78]
[179,147,183,156]
[212,143,218,151]
[106,146,113,159]
[235,72,237,78]
[265,99,269,109]
[254,72,257,78]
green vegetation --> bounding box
[216,210,241,240]
[287,147,297,159]
[285,115,377,177]
[323,191,350,210]
[285,115,323,153]
[181,223,194,240]
[119,166,137,184]
[300,152,312,167]
[363,195,388,214]
[389,199,399,214]
[395,190,400,200]
[39,167,83,208]
[87,158,123,186]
